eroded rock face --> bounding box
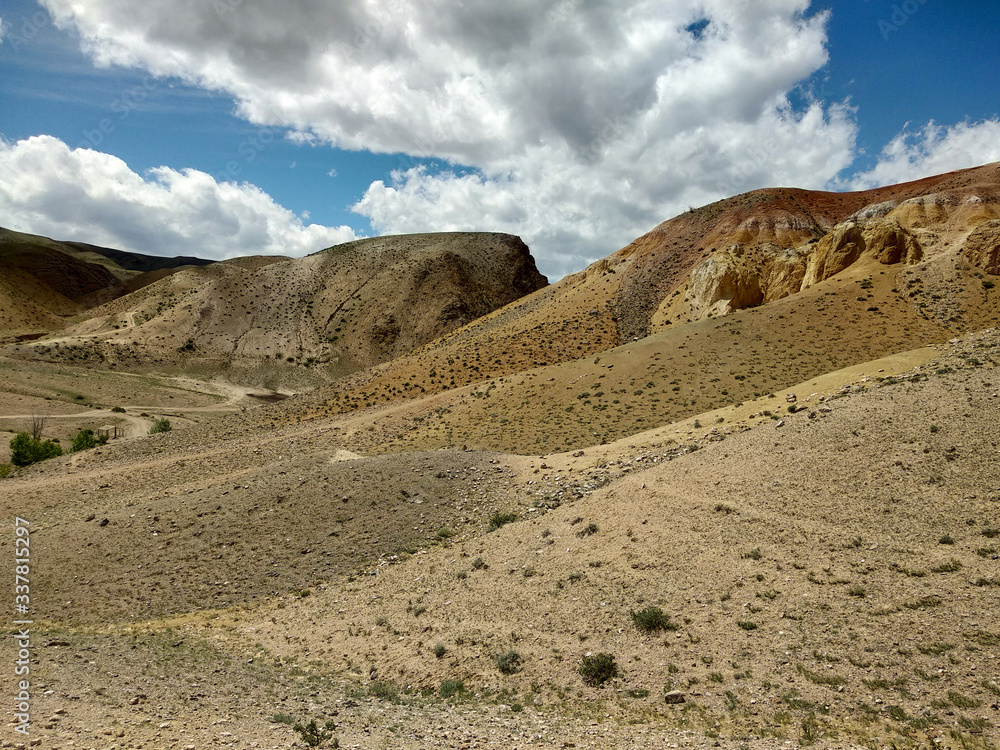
[803,219,922,287]
[685,243,806,318]
[963,220,1000,275]
[862,219,924,266]
[803,223,865,287]
[682,218,923,320]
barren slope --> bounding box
[8,232,547,382]
[2,331,998,749]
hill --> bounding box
[2,164,1000,749]
[8,232,548,382]
[3,328,998,749]
[249,163,1000,453]
[0,227,215,339]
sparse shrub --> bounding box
[848,585,866,597]
[488,511,517,531]
[71,429,98,452]
[0,464,11,479]
[436,527,454,540]
[433,643,447,659]
[917,642,954,655]
[886,705,908,721]
[111,406,126,413]
[741,547,763,561]
[799,714,820,746]
[930,558,962,573]
[149,418,172,434]
[576,523,598,538]
[368,680,399,701]
[291,718,338,747]
[938,534,954,545]
[631,606,675,633]
[9,432,63,467]
[471,557,488,570]
[947,691,980,708]
[440,679,466,698]
[579,652,618,686]
[796,664,845,686]
[737,621,758,631]
[494,649,522,675]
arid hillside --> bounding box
[2,164,1000,750]
[254,163,1000,433]
[7,232,548,381]
[2,328,998,750]
[0,227,214,339]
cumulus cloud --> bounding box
[845,119,1000,191]
[32,0,865,276]
[0,135,357,258]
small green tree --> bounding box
[71,429,98,452]
[149,418,172,434]
[9,432,63,467]
[291,718,337,747]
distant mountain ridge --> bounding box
[4,231,548,379]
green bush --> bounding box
[440,679,466,698]
[149,418,172,434]
[631,606,675,633]
[494,649,522,675]
[488,511,517,531]
[291,718,337,747]
[579,652,618,686]
[0,464,11,479]
[367,680,399,701]
[71,429,98,452]
[111,406,127,413]
[9,432,63,467]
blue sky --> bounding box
[0,0,997,278]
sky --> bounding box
[0,0,998,280]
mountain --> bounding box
[9,232,547,379]
[3,164,1000,749]
[257,162,1000,453]
[0,227,214,339]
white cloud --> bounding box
[845,119,1000,191]
[0,135,357,258]
[0,16,6,45]
[33,0,863,276]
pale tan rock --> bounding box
[963,219,1000,275]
